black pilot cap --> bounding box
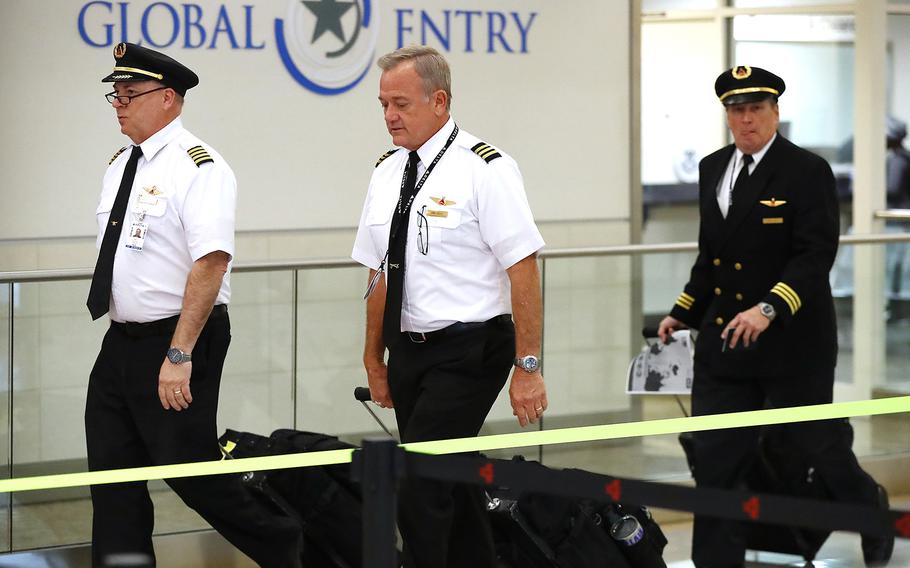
[101,42,199,96]
[715,66,785,106]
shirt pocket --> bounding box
[96,195,115,216]
[420,195,466,243]
[131,189,168,218]
[366,193,396,226]
[758,199,788,229]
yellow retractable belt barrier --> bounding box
[1,396,908,494]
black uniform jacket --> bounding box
[669,134,839,377]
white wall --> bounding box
[0,0,630,240]
[1,0,636,466]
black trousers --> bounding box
[388,316,515,568]
[690,365,879,568]
[85,308,303,567]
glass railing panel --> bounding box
[10,280,104,549]
[8,270,300,549]
[838,239,910,396]
[532,255,693,481]
[294,266,386,441]
[220,270,296,434]
[3,238,910,552]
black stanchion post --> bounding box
[354,437,401,568]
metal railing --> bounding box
[5,232,910,284]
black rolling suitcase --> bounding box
[351,388,669,567]
[679,423,833,562]
[635,326,831,563]
[219,428,366,568]
[486,458,668,568]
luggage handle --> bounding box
[353,387,395,438]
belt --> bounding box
[404,314,512,344]
[113,304,228,339]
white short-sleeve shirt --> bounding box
[95,117,236,323]
[352,118,545,333]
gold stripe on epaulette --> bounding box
[108,146,127,165]
[375,148,397,168]
[470,142,502,163]
[187,145,214,167]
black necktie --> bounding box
[87,145,143,320]
[729,153,753,210]
[383,151,420,345]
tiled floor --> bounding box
[1,500,908,567]
[661,495,910,566]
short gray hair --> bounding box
[377,45,452,110]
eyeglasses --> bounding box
[417,205,430,256]
[105,86,167,105]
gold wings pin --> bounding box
[429,196,456,206]
[759,198,787,207]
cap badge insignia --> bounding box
[732,66,752,80]
[430,196,455,206]
[113,43,127,59]
[759,198,787,207]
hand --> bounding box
[722,305,770,349]
[658,315,687,344]
[366,361,394,409]
[510,370,547,427]
[159,359,192,411]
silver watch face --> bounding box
[167,347,187,364]
[760,303,775,318]
[520,355,540,372]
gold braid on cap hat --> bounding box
[719,86,780,102]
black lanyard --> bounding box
[389,124,459,242]
[364,125,459,300]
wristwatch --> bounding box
[758,302,777,322]
[514,355,541,373]
[167,347,192,364]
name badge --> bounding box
[132,186,167,217]
[762,217,784,225]
[138,193,158,206]
[125,222,149,251]
[426,209,448,218]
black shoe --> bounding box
[862,484,894,567]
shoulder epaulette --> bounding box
[187,145,214,167]
[108,146,127,165]
[375,148,397,168]
[471,142,502,163]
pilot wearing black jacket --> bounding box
[658,66,893,568]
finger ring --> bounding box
[535,407,544,412]
[174,389,182,394]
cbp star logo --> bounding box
[275,0,379,95]
[304,0,354,44]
